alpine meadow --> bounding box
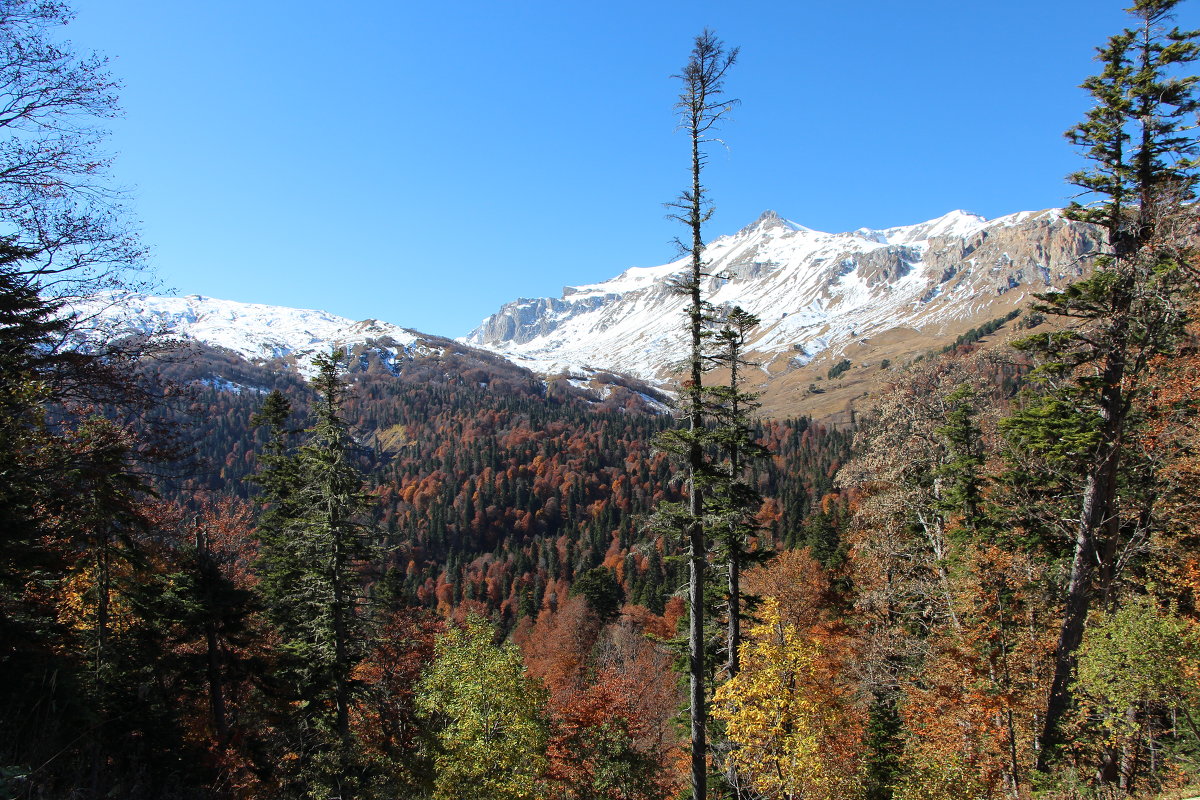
[5,2,1200,799]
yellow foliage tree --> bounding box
[712,598,862,800]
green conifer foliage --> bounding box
[252,351,378,798]
[657,30,738,799]
[251,388,306,643]
[1003,0,1200,768]
[707,306,771,680]
[569,566,625,623]
[933,385,987,535]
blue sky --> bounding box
[67,0,1199,338]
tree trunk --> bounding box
[1038,322,1126,769]
[689,514,707,799]
[197,529,231,746]
[725,337,743,681]
[1038,495,1096,768]
[204,618,231,745]
[726,540,740,678]
[687,91,707,800]
[331,511,350,743]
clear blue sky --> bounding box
[67,0,1199,338]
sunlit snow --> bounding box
[72,293,425,376]
[464,208,1068,383]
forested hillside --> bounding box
[150,344,850,622]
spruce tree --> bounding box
[933,384,987,534]
[252,351,377,798]
[656,29,738,799]
[295,351,373,743]
[251,388,303,633]
[707,306,770,680]
[705,309,771,800]
[1007,0,1199,768]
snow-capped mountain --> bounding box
[68,207,1105,421]
[464,209,1102,384]
[72,293,438,375]
[69,293,672,413]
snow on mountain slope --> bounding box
[69,292,674,413]
[464,209,1102,382]
[73,293,435,375]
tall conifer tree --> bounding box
[707,307,769,680]
[657,29,738,799]
[252,351,377,798]
[1005,0,1199,767]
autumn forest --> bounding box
[4,1,1200,799]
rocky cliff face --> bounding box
[464,208,1103,385]
[471,293,614,346]
[920,210,1097,300]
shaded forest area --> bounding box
[4,1,1200,799]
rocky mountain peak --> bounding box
[464,208,1103,389]
[734,209,805,237]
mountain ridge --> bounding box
[463,207,1101,396]
[72,206,1105,421]
[71,291,674,415]
[71,292,436,376]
